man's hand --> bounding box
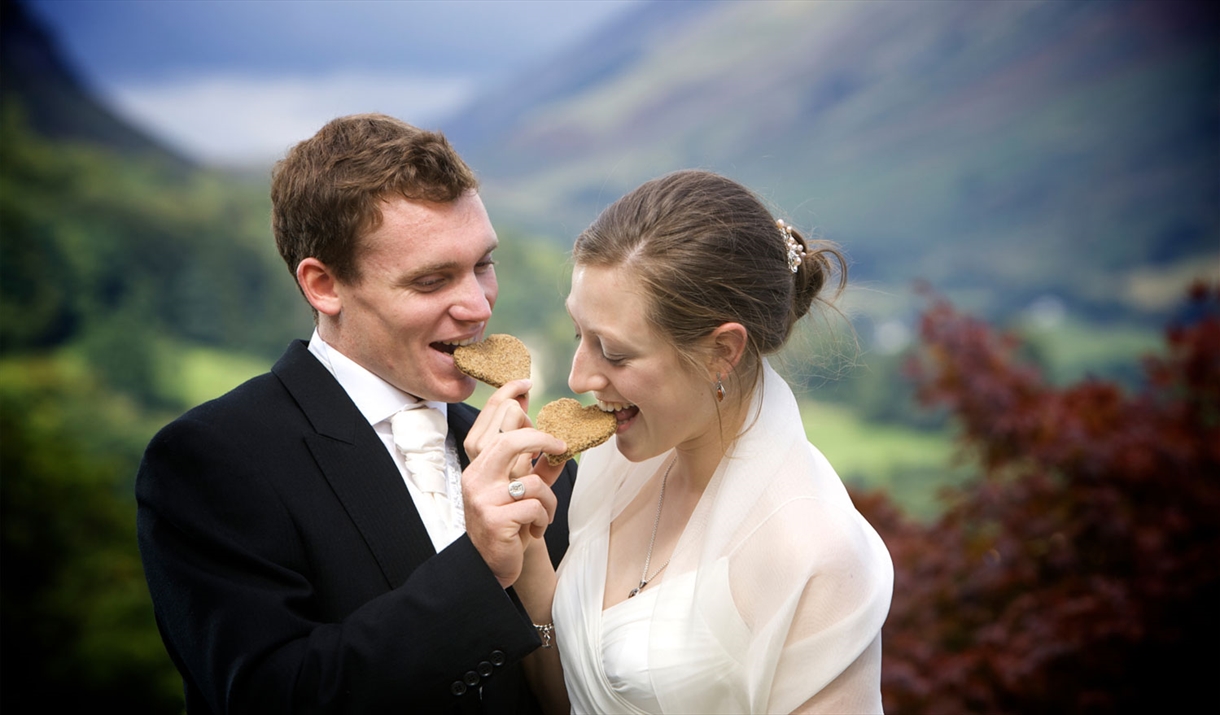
[464,379,534,476]
[464,380,568,488]
[463,382,568,588]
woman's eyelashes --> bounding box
[574,330,626,365]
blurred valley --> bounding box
[449,0,1217,322]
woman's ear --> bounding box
[707,322,748,376]
[296,257,343,318]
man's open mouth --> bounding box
[431,337,478,355]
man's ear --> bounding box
[296,257,343,317]
[707,322,748,377]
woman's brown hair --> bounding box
[572,169,845,397]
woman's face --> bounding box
[566,264,721,463]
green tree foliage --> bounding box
[484,228,576,395]
[0,102,311,709]
[0,357,182,711]
[856,283,1220,713]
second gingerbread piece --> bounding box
[536,398,618,466]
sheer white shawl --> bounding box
[557,361,893,713]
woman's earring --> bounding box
[715,373,726,403]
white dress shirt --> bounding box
[308,330,466,552]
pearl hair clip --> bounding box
[778,219,805,273]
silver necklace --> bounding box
[628,457,676,598]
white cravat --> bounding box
[391,404,453,529]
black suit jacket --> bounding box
[136,341,576,714]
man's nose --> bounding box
[451,274,493,323]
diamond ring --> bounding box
[508,480,526,500]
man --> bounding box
[136,113,575,713]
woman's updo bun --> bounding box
[786,225,845,333]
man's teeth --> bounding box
[596,400,635,413]
[438,337,478,347]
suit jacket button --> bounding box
[490,650,507,666]
[450,681,467,696]
[478,660,494,677]
[464,671,480,687]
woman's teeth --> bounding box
[596,399,635,413]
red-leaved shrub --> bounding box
[856,283,1220,714]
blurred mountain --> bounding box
[0,0,190,168]
[1,0,305,379]
[446,0,1219,322]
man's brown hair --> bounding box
[271,113,479,286]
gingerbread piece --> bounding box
[453,334,531,388]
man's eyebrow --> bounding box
[402,260,462,280]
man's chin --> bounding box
[427,375,478,404]
[452,376,478,403]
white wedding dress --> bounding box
[553,362,893,714]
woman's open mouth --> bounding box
[597,399,639,433]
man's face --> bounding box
[325,191,499,403]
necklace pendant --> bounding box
[629,457,675,601]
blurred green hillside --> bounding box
[0,107,307,381]
[0,105,304,708]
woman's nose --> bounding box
[568,343,606,395]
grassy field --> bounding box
[1020,317,1162,386]
[800,399,970,520]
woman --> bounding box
[470,170,893,713]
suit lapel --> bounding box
[447,402,479,472]
[273,341,435,589]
